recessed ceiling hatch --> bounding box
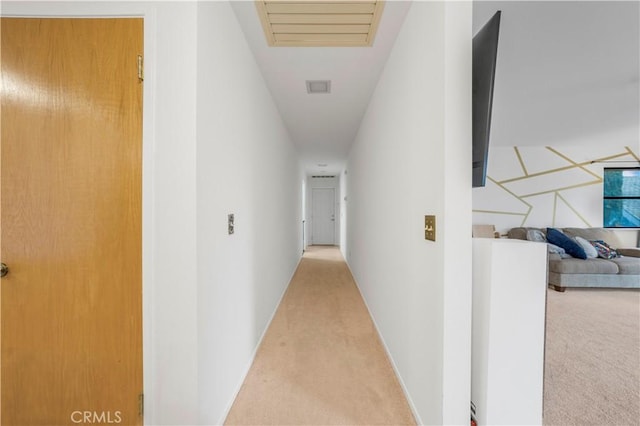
[255,1,385,47]
[307,80,331,94]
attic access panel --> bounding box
[255,1,385,47]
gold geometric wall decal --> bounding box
[474,176,529,211]
[487,175,533,212]
[626,146,640,162]
[519,179,601,199]
[473,209,527,216]
[497,152,629,184]
[587,152,635,164]
[522,205,533,226]
[552,192,592,228]
[472,176,533,226]
[546,146,602,181]
[514,147,529,177]
[498,162,584,184]
[473,146,637,232]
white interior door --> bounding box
[311,188,335,245]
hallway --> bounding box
[225,246,416,425]
[0,2,473,424]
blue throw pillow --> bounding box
[546,228,587,259]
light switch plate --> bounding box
[425,215,436,241]
[228,214,235,235]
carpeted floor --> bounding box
[225,247,639,425]
[543,288,640,426]
[224,246,416,426]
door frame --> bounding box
[1,4,157,422]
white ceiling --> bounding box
[231,1,639,176]
[474,1,639,149]
[230,0,411,175]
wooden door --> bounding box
[1,18,143,425]
[311,188,335,245]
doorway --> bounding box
[311,188,336,245]
[1,18,143,425]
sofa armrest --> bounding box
[617,248,640,258]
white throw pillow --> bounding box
[575,236,598,258]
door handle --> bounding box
[1,263,8,278]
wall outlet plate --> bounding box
[425,215,436,241]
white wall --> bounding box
[473,145,640,234]
[1,2,302,425]
[151,4,200,423]
[195,2,301,424]
[471,239,547,425]
[1,2,200,423]
[345,2,472,424]
[306,175,341,247]
[441,3,473,421]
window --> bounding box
[603,167,640,228]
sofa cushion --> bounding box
[575,236,598,258]
[563,227,623,249]
[549,258,619,274]
[609,257,640,275]
[547,228,587,259]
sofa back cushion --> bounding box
[563,227,623,249]
[507,227,543,241]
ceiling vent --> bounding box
[307,80,331,94]
[312,175,336,178]
[255,0,385,47]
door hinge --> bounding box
[138,393,144,417]
[137,55,144,82]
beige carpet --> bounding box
[544,288,640,426]
[225,246,416,426]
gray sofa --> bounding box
[508,227,640,292]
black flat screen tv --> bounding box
[472,11,501,188]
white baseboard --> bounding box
[216,255,303,426]
[344,261,424,426]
